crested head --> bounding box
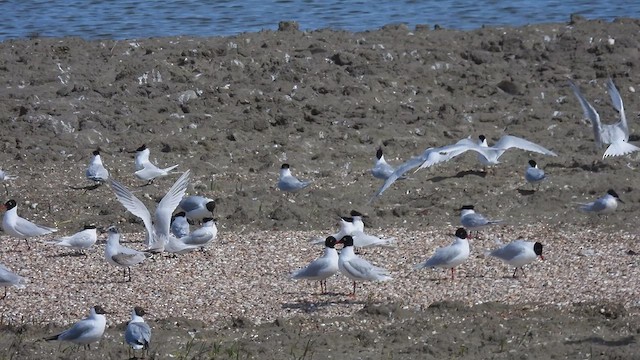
[83,224,97,230]
[460,205,475,210]
[455,228,468,239]
[339,235,354,247]
[206,201,216,212]
[340,216,354,223]
[136,144,147,152]
[93,305,107,315]
[479,135,486,142]
[133,306,146,317]
[92,149,100,156]
[202,217,215,223]
[4,199,17,210]
[606,189,619,198]
[325,236,338,248]
[175,211,187,217]
[376,147,383,160]
[281,163,290,169]
[528,160,537,167]
[350,210,364,217]
[533,242,543,258]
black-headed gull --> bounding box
[291,236,339,294]
[125,306,151,358]
[277,163,312,192]
[0,263,26,299]
[415,228,470,280]
[46,225,97,254]
[578,189,624,215]
[1,199,57,249]
[337,235,392,296]
[104,226,147,282]
[488,240,544,278]
[45,305,107,349]
[525,160,547,190]
[177,195,216,222]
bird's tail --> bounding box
[161,164,180,173]
[603,141,640,159]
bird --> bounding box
[170,212,190,238]
[104,226,147,282]
[578,189,624,216]
[459,205,503,236]
[45,224,98,254]
[371,147,397,180]
[337,235,392,296]
[488,240,544,278]
[569,78,640,158]
[177,195,216,222]
[414,228,470,280]
[524,160,547,190]
[0,263,26,299]
[310,211,394,248]
[465,134,558,168]
[132,144,179,184]
[85,149,109,184]
[44,305,107,349]
[2,199,57,249]
[277,163,312,192]
[110,170,190,251]
[125,306,151,358]
[291,236,340,294]
[179,217,217,249]
[0,169,17,196]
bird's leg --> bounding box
[2,287,6,300]
[512,267,518,278]
[3,183,8,196]
[450,268,455,281]
[350,281,357,298]
[24,239,30,250]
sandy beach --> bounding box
[0,15,639,358]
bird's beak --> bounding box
[539,255,545,261]
[619,199,625,204]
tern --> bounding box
[578,189,623,215]
[277,163,312,192]
[524,160,547,191]
[46,224,98,255]
[132,144,179,184]
[0,263,26,299]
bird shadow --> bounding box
[427,170,487,183]
[517,188,536,196]
[545,161,616,173]
[45,252,88,258]
[564,336,635,347]
[282,295,368,313]
[68,183,103,191]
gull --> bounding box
[414,228,470,280]
[569,78,640,158]
[0,263,26,299]
[45,305,107,349]
[277,163,312,192]
[45,225,98,254]
[125,306,151,358]
[104,226,147,282]
[85,149,109,184]
[177,195,216,222]
[170,212,190,238]
[459,205,503,236]
[371,147,397,180]
[337,235,392,296]
[291,236,339,294]
[0,169,17,196]
[488,240,544,278]
[132,144,179,184]
[524,160,547,191]
[578,189,624,215]
[2,199,57,249]
[179,217,217,248]
[110,170,190,251]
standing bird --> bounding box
[524,160,547,191]
[0,263,26,299]
[337,235,392,296]
[277,164,312,192]
[459,205,503,237]
[415,228,470,280]
[569,79,640,158]
[125,306,151,358]
[488,240,544,278]
[170,212,190,238]
[45,305,107,349]
[46,224,98,255]
[85,149,109,184]
[371,147,396,180]
[177,196,216,222]
[104,226,147,282]
[578,189,624,216]
[0,169,17,196]
[291,236,340,294]
[1,199,57,249]
[132,144,179,184]
[180,218,217,249]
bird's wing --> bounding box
[15,217,57,236]
[603,140,640,158]
[493,135,557,156]
[569,80,603,148]
[181,227,213,246]
[606,78,628,136]
[111,251,145,266]
[57,320,93,341]
[125,322,151,346]
[110,178,154,244]
[370,155,424,200]
[155,170,191,240]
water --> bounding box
[0,0,636,41]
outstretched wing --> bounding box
[110,178,153,244]
[155,170,191,243]
[493,135,557,156]
[569,80,603,149]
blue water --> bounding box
[0,0,636,41]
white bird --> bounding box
[337,235,392,296]
[2,199,57,249]
[132,144,179,184]
[170,212,190,238]
[46,225,97,254]
[180,217,217,248]
[467,134,558,167]
[110,170,190,251]
[45,305,107,349]
[524,160,547,190]
[177,195,216,222]
[569,78,640,158]
[291,236,340,294]
[578,189,624,215]
[459,205,503,235]
[85,149,109,184]
[371,147,396,180]
[414,228,470,280]
[0,263,26,299]
[310,211,394,248]
[104,226,147,282]
[125,306,151,357]
[277,163,312,192]
[0,169,17,196]
[488,240,544,278]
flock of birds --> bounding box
[0,78,633,352]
